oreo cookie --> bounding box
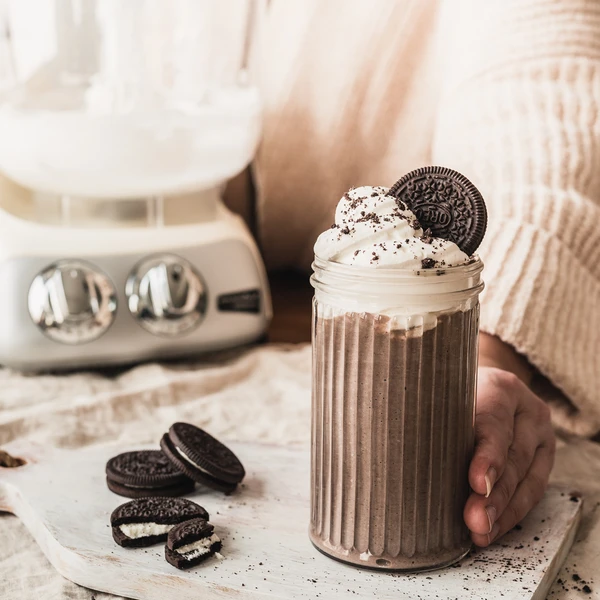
[105,450,194,499]
[165,518,222,570]
[388,166,487,256]
[110,496,208,548]
[160,423,243,494]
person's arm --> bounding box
[432,0,600,431]
[432,0,599,543]
[478,334,533,386]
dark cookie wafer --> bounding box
[160,433,237,494]
[165,518,222,569]
[106,476,194,499]
[388,166,487,256]
[105,450,193,498]
[106,450,189,487]
[167,423,245,484]
[111,496,208,548]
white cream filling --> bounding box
[119,522,173,539]
[174,444,214,476]
[176,533,221,558]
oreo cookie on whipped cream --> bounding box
[388,166,487,256]
[110,496,208,548]
[313,168,486,268]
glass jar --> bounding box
[310,256,484,571]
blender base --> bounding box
[0,193,271,371]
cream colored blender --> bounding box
[0,0,270,370]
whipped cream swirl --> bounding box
[314,186,469,268]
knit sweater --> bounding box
[246,0,600,436]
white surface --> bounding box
[0,344,596,600]
[313,185,468,268]
[0,439,582,600]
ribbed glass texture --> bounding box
[310,259,482,571]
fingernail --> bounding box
[485,505,497,534]
[486,523,500,546]
[485,467,497,498]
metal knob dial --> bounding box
[28,261,117,344]
[126,255,207,337]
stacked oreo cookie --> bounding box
[106,450,195,499]
[106,422,245,498]
[105,422,244,569]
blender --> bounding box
[0,0,271,370]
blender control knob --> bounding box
[28,261,117,344]
[126,255,207,337]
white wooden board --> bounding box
[0,440,582,600]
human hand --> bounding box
[464,335,556,546]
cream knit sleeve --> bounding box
[432,0,600,435]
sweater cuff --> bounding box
[478,214,600,436]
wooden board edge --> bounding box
[530,496,583,600]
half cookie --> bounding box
[160,423,245,493]
[165,518,222,569]
[111,496,208,548]
[106,450,194,498]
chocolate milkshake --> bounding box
[310,170,486,571]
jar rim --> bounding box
[311,254,484,310]
[312,254,483,283]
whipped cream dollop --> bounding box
[314,186,469,268]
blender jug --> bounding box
[0,0,261,202]
[0,0,271,370]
